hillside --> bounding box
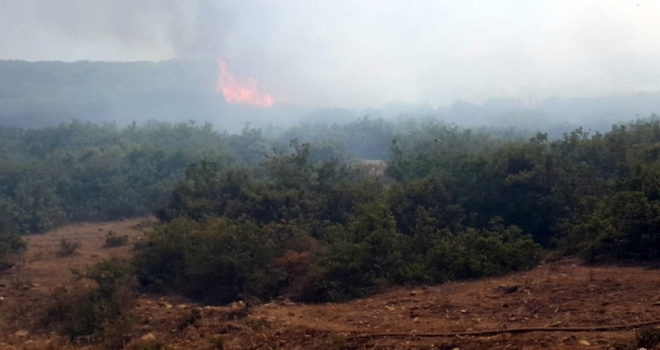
[0,60,217,127]
[0,60,309,132]
[1,219,660,349]
[2,60,660,137]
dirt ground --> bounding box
[2,219,660,349]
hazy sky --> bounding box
[1,0,660,108]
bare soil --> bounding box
[2,219,660,349]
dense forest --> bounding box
[4,115,660,308]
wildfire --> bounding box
[216,59,275,107]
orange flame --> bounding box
[216,59,275,107]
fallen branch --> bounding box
[348,319,660,340]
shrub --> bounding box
[424,220,542,282]
[45,257,137,349]
[104,230,129,248]
[0,230,25,268]
[305,203,405,301]
[562,191,660,261]
[134,217,286,304]
[57,238,81,257]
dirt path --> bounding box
[2,219,660,349]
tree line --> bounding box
[4,115,660,303]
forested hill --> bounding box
[0,59,311,132]
[3,60,660,136]
[0,60,222,128]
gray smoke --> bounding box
[1,0,660,109]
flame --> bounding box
[216,59,275,107]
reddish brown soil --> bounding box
[2,219,660,349]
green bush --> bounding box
[424,220,542,282]
[137,140,549,305]
[311,203,404,301]
[46,258,137,349]
[134,217,286,304]
[562,191,660,261]
[104,230,129,248]
[56,238,81,257]
[0,231,25,268]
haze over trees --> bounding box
[4,112,660,303]
[2,60,660,136]
[4,2,660,348]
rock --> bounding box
[45,331,63,347]
[140,333,156,342]
[652,301,660,306]
[14,330,29,338]
[23,340,37,350]
[158,302,173,309]
[498,285,518,293]
[0,296,4,305]
[562,335,577,343]
[578,339,591,346]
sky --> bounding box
[1,0,660,109]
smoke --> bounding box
[1,0,660,109]
[3,0,202,61]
